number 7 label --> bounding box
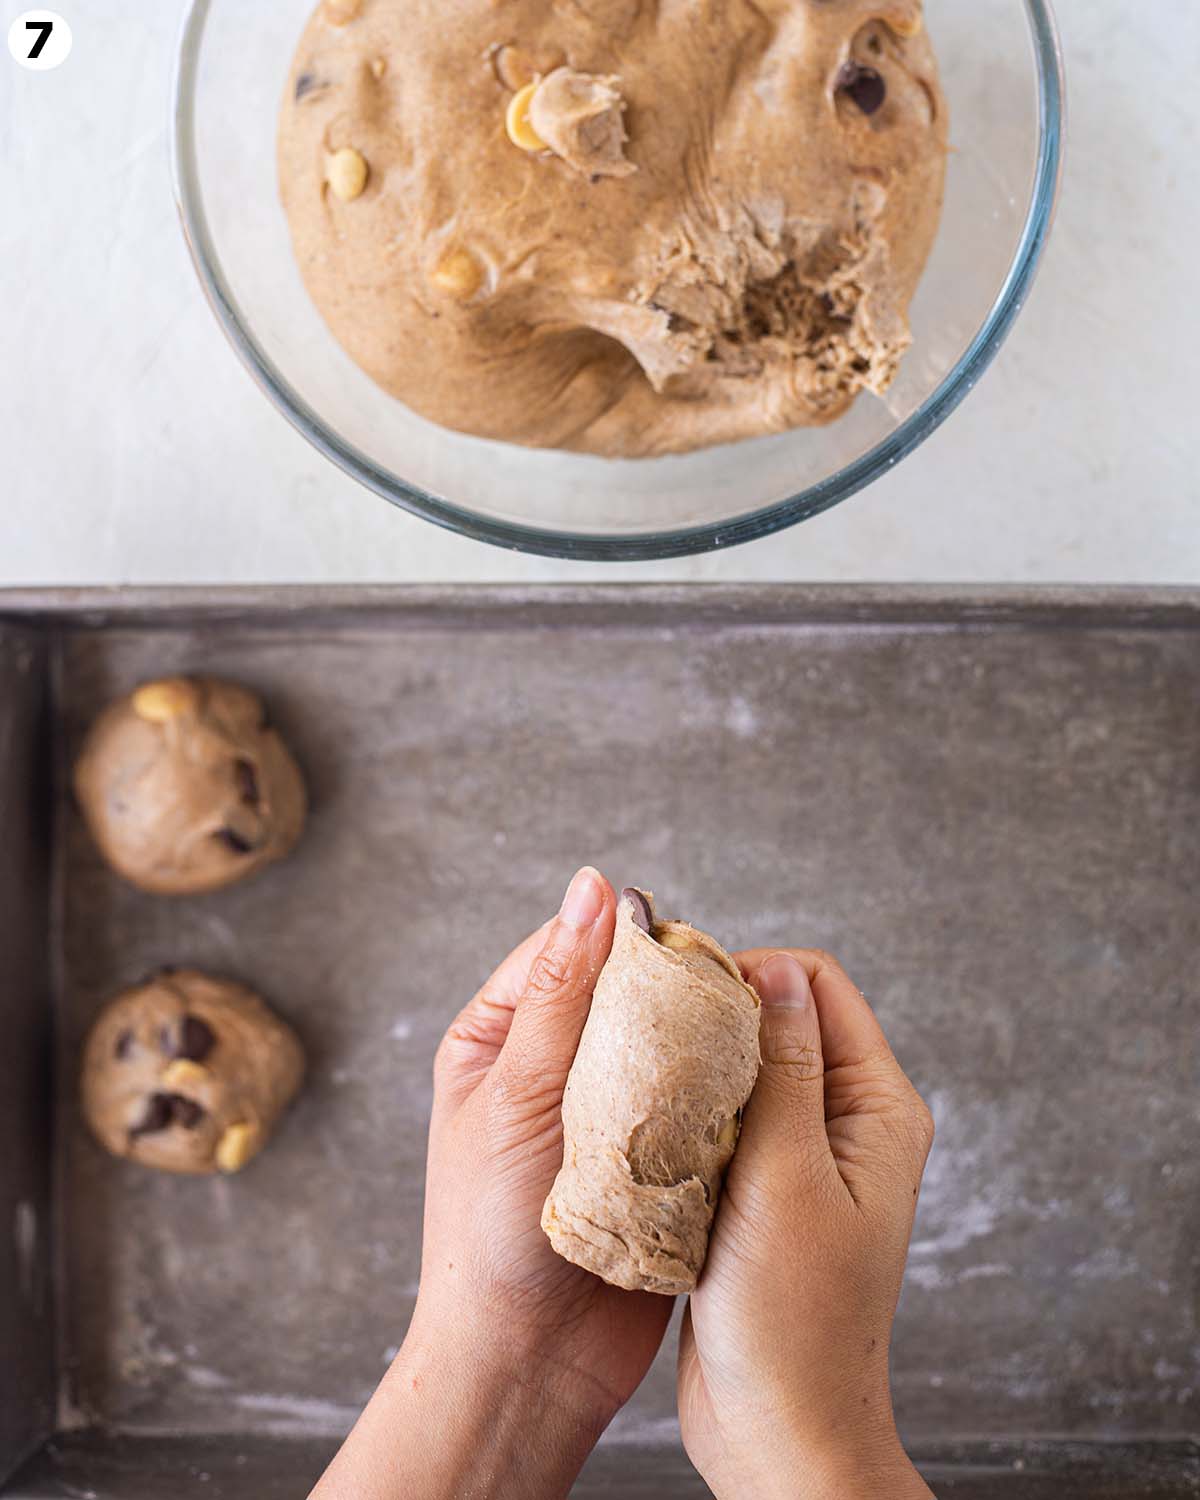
[8,10,72,71]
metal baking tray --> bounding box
[2,586,1197,1499]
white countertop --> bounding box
[2,0,1196,587]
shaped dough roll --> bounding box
[542,888,760,1295]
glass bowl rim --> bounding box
[169,0,1065,563]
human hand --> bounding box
[311,867,673,1500]
[677,948,935,1500]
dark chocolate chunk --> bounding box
[160,1014,216,1062]
[621,888,654,933]
[180,1015,216,1062]
[115,1030,134,1060]
[215,827,256,854]
[130,1093,174,1138]
[167,1094,206,1130]
[294,72,322,102]
[130,1091,207,1138]
[234,758,260,806]
[835,61,886,116]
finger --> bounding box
[490,866,616,1107]
[734,952,835,1195]
[740,947,933,1200]
[433,919,556,1103]
[676,1301,703,1427]
[736,946,892,1073]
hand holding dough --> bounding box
[542,889,760,1294]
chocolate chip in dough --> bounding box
[234,758,260,807]
[294,72,323,102]
[159,1014,216,1062]
[130,1091,208,1138]
[215,827,256,855]
[166,1094,206,1130]
[114,1030,134,1060]
[622,888,654,933]
[835,61,886,116]
[179,1015,216,1062]
[130,1093,175,1138]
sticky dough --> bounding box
[278,0,947,457]
[542,889,760,1294]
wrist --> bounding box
[408,1287,625,1428]
[709,1450,930,1500]
[311,1312,611,1500]
[798,1441,932,1500]
[701,1415,931,1500]
[393,1309,611,1499]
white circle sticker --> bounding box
[8,10,71,70]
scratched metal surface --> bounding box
[0,626,54,1480]
[1,587,1198,1496]
[7,1434,1200,1498]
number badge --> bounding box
[8,10,72,71]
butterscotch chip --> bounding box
[215,1122,258,1173]
[327,146,368,201]
[132,678,198,723]
[161,1059,211,1092]
[431,249,484,300]
[885,6,924,37]
[505,82,546,153]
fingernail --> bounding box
[755,953,812,1009]
[560,867,605,930]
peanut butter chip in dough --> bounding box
[327,146,368,200]
[132,677,199,723]
[505,82,547,153]
[884,5,923,37]
[431,248,485,300]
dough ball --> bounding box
[80,970,305,1176]
[73,676,306,896]
[542,888,761,1294]
[277,0,946,456]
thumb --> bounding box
[491,866,615,1102]
[736,952,832,1192]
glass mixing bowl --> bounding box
[171,0,1063,561]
